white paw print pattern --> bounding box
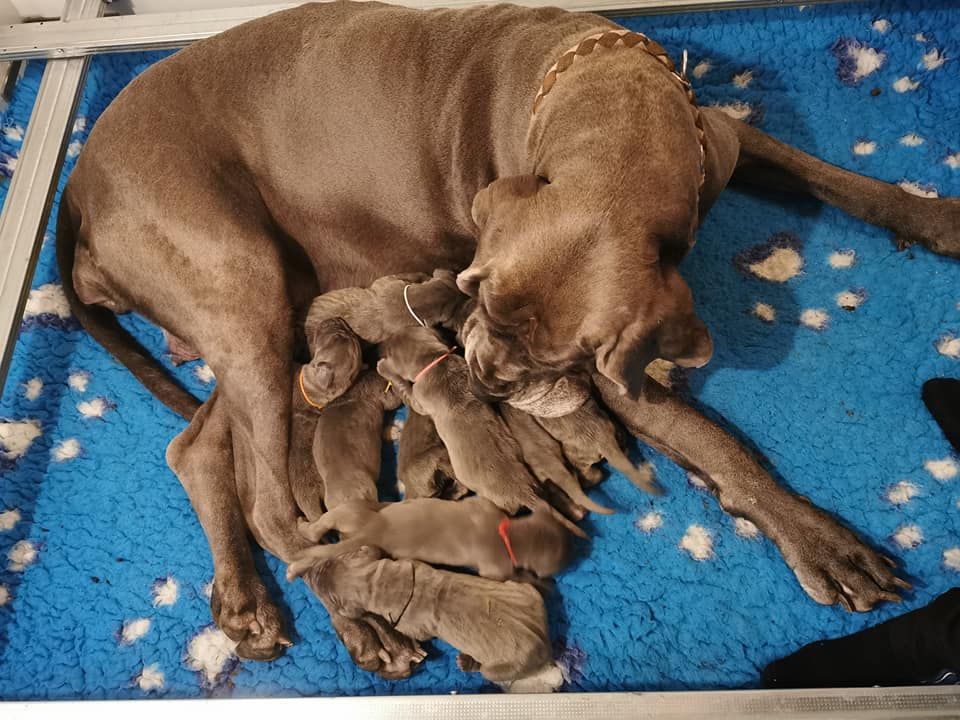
[680,525,714,561]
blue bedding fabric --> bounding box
[1,0,959,699]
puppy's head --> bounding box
[509,507,575,578]
[302,545,385,617]
[302,317,363,406]
[403,269,466,327]
[460,174,712,408]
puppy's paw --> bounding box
[457,653,481,673]
[210,577,292,661]
[576,464,604,488]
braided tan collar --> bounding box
[532,29,706,194]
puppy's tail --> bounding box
[56,198,200,421]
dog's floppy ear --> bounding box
[595,324,655,401]
[470,174,545,229]
[456,264,490,298]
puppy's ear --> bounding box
[595,325,655,401]
[376,358,412,395]
[302,363,335,392]
[431,268,458,286]
[470,174,545,229]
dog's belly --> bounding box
[290,214,476,292]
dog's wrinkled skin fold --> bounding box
[305,546,554,682]
[56,1,958,672]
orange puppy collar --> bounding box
[298,366,325,411]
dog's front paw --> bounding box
[329,612,425,679]
[777,504,911,612]
[361,613,428,679]
[210,577,292,661]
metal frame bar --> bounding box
[2,0,958,716]
[0,0,99,392]
[5,685,960,718]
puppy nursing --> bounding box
[397,409,466,500]
[288,271,660,682]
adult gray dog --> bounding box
[56,1,956,671]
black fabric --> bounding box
[762,588,960,688]
[923,379,960,454]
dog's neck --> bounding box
[530,30,703,184]
[526,30,705,226]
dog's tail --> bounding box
[55,197,201,421]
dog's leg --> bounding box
[595,374,910,611]
[705,108,960,258]
[356,612,429,677]
[198,266,308,565]
[289,403,325,523]
[166,389,291,660]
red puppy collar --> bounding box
[413,345,457,384]
[498,517,518,567]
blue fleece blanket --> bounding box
[1,0,959,699]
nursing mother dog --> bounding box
[56,1,957,670]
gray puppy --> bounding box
[289,367,401,520]
[499,403,616,514]
[376,325,568,526]
[305,545,554,683]
[397,409,468,500]
[288,495,572,581]
[305,270,464,350]
[536,398,662,494]
[300,316,365,409]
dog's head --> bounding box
[302,545,387,618]
[459,174,712,408]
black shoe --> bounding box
[923,378,960,454]
[762,588,960,688]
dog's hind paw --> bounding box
[891,195,960,260]
[777,504,911,612]
[210,577,292,661]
